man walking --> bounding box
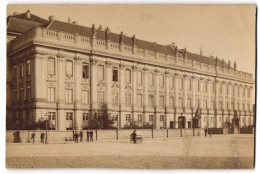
[31,131,36,144]
[74,131,79,143]
[80,130,83,142]
[90,129,93,142]
[40,132,45,143]
[132,129,137,144]
[204,128,208,137]
[86,129,90,142]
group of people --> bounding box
[28,129,95,144]
[29,131,46,144]
[204,128,212,137]
[74,129,94,143]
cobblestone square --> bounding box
[6,134,254,169]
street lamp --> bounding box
[45,112,49,144]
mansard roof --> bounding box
[7,12,48,34]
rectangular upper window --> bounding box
[48,58,55,75]
[81,90,89,104]
[98,65,104,80]
[137,71,142,85]
[169,76,174,89]
[170,97,174,108]
[125,69,131,83]
[65,89,73,103]
[137,94,142,106]
[20,64,24,78]
[112,68,118,82]
[26,60,31,76]
[66,61,73,76]
[149,73,154,87]
[98,91,104,103]
[125,93,131,106]
[82,64,89,79]
[149,95,154,107]
[159,74,164,88]
[159,96,164,107]
[26,86,31,101]
[187,79,191,91]
[48,87,55,102]
[112,92,118,106]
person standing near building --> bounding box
[40,132,45,143]
[204,128,208,137]
[86,129,90,142]
[74,131,79,143]
[90,129,93,142]
[132,129,137,144]
[31,131,36,144]
[80,130,83,142]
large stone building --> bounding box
[6,10,255,130]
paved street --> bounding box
[6,134,254,169]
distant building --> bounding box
[6,10,255,130]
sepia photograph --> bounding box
[5,4,256,169]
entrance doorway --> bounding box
[178,116,186,128]
[170,121,175,129]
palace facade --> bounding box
[6,10,255,130]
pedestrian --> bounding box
[40,132,45,144]
[86,129,90,142]
[31,131,36,144]
[204,128,208,137]
[132,129,137,144]
[90,129,93,142]
[74,131,79,143]
[80,130,83,142]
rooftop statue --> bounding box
[91,24,97,38]
[132,35,136,45]
[119,32,124,44]
[105,27,110,41]
[234,61,237,70]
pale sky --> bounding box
[7,4,256,75]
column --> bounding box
[154,70,160,129]
[132,65,137,110]
[191,76,196,129]
[90,56,98,110]
[119,63,125,128]
[105,60,112,107]
[199,78,203,109]
[174,73,179,128]
[165,71,170,128]
[143,68,149,123]
[74,59,82,130]
[183,75,187,110]
[183,75,188,128]
[57,57,65,130]
[228,82,232,122]
[234,83,238,111]
[34,55,43,101]
[41,56,47,102]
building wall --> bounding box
[7,27,255,130]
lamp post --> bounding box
[45,112,49,144]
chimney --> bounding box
[26,10,31,18]
[13,11,18,15]
[49,16,54,21]
[200,47,203,56]
[68,18,71,23]
[72,21,78,25]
